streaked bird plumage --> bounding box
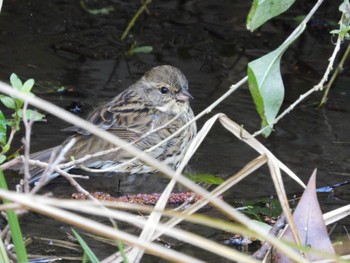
[27,65,197,182]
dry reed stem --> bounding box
[0,81,308,262]
[16,195,264,237]
[5,189,346,262]
[126,113,264,260]
[41,155,269,252]
[219,115,302,246]
[16,190,335,263]
[0,190,260,263]
[119,113,307,261]
[127,104,222,260]
[266,155,301,246]
[219,114,305,188]
[0,189,206,263]
[1,181,346,262]
[323,204,350,226]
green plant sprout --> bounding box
[127,41,153,56]
[120,0,152,41]
[330,0,350,41]
[0,73,44,164]
[80,0,114,16]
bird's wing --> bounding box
[63,97,156,142]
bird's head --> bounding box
[140,65,194,115]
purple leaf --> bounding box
[275,169,335,262]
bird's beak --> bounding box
[176,88,194,101]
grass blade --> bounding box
[72,228,99,263]
[0,234,10,263]
[0,170,28,262]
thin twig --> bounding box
[21,102,36,193]
[320,42,350,106]
[253,215,287,260]
[27,142,127,255]
[314,33,342,91]
[120,0,152,41]
[30,138,76,194]
[0,157,22,171]
[252,33,342,138]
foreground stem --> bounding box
[0,170,28,262]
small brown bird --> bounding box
[28,65,197,182]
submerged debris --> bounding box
[72,191,222,206]
[223,234,253,246]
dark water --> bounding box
[0,0,349,262]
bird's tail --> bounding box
[30,146,64,184]
[12,146,63,184]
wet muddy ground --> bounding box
[0,0,349,261]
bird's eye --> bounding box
[160,87,169,94]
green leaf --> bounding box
[186,173,224,185]
[0,232,10,262]
[128,45,153,55]
[248,23,306,137]
[0,170,28,262]
[10,73,23,90]
[247,0,296,32]
[21,78,35,93]
[56,86,65,93]
[0,95,16,109]
[17,109,45,122]
[243,198,282,220]
[72,229,99,263]
[0,155,6,164]
[248,49,284,136]
[80,1,114,15]
[0,111,6,145]
[330,29,340,35]
[339,0,350,19]
[1,144,10,154]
